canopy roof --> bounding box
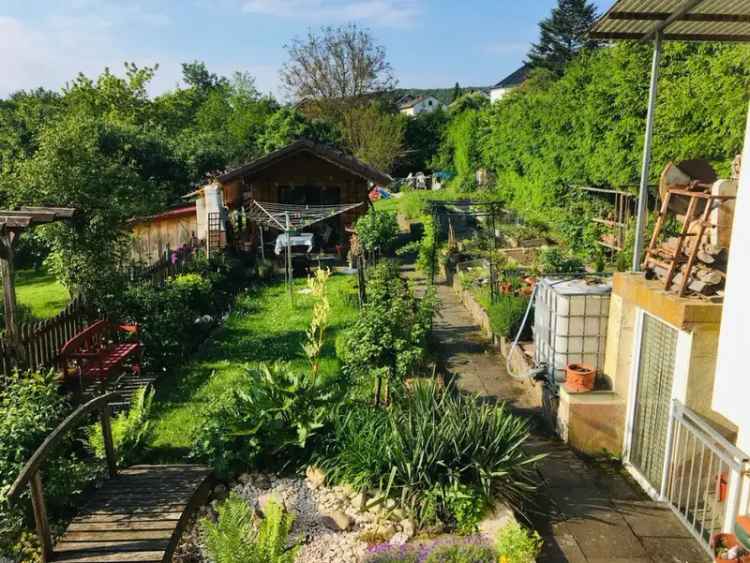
[246,200,364,232]
[591,0,750,42]
[0,207,76,232]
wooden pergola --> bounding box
[0,207,77,345]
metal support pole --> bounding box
[490,207,498,304]
[285,213,292,301]
[632,32,662,272]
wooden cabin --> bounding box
[130,204,197,265]
[193,139,391,256]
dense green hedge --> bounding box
[442,42,750,258]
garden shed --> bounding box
[191,139,391,255]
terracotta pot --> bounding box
[712,533,750,562]
[564,363,596,393]
[716,472,729,503]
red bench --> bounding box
[59,320,142,383]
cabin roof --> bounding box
[217,139,392,186]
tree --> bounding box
[527,0,600,75]
[257,107,340,154]
[396,109,449,176]
[181,61,228,92]
[340,104,404,173]
[10,115,166,293]
[280,24,396,115]
[450,91,489,115]
[451,82,462,102]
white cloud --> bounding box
[0,4,173,97]
[242,0,421,27]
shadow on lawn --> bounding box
[143,276,356,463]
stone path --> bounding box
[423,273,710,563]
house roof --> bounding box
[492,64,531,90]
[399,95,439,110]
[591,0,750,42]
[130,204,196,224]
[217,139,392,186]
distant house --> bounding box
[489,64,530,103]
[399,95,442,117]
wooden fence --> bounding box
[0,295,91,379]
[133,244,199,287]
[0,244,205,381]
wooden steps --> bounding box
[51,465,213,563]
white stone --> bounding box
[320,510,353,532]
[305,465,326,489]
[478,502,516,541]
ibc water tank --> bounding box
[533,277,611,385]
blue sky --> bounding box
[0,0,611,99]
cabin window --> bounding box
[279,186,341,206]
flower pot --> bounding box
[564,363,596,393]
[712,533,750,562]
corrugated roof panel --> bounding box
[591,0,750,41]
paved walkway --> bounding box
[421,270,710,563]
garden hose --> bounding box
[505,282,542,380]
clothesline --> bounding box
[245,200,364,232]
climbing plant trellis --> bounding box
[429,200,512,305]
[245,200,364,298]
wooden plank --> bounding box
[67,522,177,533]
[55,539,170,553]
[72,512,184,524]
[52,550,165,562]
[47,464,211,563]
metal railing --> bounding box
[665,399,750,556]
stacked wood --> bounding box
[646,237,728,298]
[644,162,737,299]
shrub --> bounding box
[89,386,154,466]
[318,382,541,527]
[365,537,496,563]
[340,261,436,404]
[356,209,399,254]
[495,522,543,563]
[537,247,585,274]
[201,494,298,563]
[483,293,530,340]
[0,370,97,560]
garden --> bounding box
[0,231,546,563]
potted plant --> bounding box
[712,533,750,562]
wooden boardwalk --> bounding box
[51,465,213,563]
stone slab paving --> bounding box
[425,279,710,563]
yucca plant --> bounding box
[318,382,543,526]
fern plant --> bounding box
[201,494,298,563]
[89,386,155,465]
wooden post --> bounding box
[30,472,53,562]
[357,254,367,307]
[0,231,21,365]
[99,404,117,478]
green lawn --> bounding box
[374,188,493,219]
[16,269,70,319]
[146,274,359,461]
